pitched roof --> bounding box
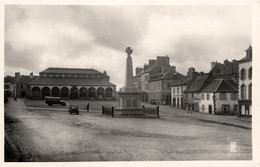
[15,75,39,84]
[171,76,188,87]
[28,77,115,86]
[185,74,210,93]
[201,79,238,93]
[40,68,103,75]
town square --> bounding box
[2,3,258,166]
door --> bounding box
[208,105,212,114]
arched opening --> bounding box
[70,87,78,99]
[61,87,69,98]
[97,87,104,99]
[79,87,87,98]
[105,87,113,98]
[32,87,41,99]
[88,87,96,98]
[42,87,50,98]
[52,87,60,97]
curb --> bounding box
[5,133,21,161]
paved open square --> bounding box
[4,98,252,161]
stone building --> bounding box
[238,46,252,116]
[14,72,39,98]
[133,55,184,104]
[28,68,116,100]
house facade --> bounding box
[199,79,238,115]
[171,78,188,108]
[14,72,39,98]
[28,68,116,100]
[238,46,252,116]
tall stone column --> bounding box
[125,47,133,86]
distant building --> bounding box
[28,68,116,100]
[14,72,39,98]
[184,73,210,112]
[238,46,252,117]
[133,55,185,104]
[171,77,188,108]
[199,79,238,115]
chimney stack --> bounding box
[15,72,20,78]
[30,72,33,78]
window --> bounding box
[202,94,205,100]
[249,83,252,99]
[241,84,246,100]
[249,67,252,80]
[177,88,179,94]
[192,93,194,99]
[240,68,246,80]
[50,74,53,77]
[230,93,238,100]
[220,93,227,100]
[167,83,171,90]
[173,88,175,94]
[62,74,65,78]
[206,94,210,100]
[43,74,46,77]
[56,74,59,77]
[202,105,205,111]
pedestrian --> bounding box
[86,103,90,112]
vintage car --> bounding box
[44,96,66,106]
[69,105,79,115]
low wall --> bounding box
[102,106,159,118]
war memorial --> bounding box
[102,47,159,117]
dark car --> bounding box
[45,96,66,106]
[69,105,79,115]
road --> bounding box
[4,98,252,161]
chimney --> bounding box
[149,59,156,66]
[246,45,252,59]
[30,72,33,78]
[224,59,229,65]
[15,72,20,78]
[157,56,170,66]
[143,64,149,71]
[135,67,143,75]
[211,61,217,70]
[103,70,107,75]
[187,67,195,80]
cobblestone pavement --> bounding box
[4,98,252,161]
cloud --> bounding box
[4,5,252,88]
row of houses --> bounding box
[171,45,252,116]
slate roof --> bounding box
[185,74,210,93]
[29,77,115,86]
[40,68,103,75]
[171,76,188,87]
[15,76,39,84]
[201,79,238,93]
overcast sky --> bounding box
[4,5,251,88]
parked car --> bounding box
[44,96,66,106]
[69,105,79,115]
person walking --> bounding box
[85,103,90,112]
